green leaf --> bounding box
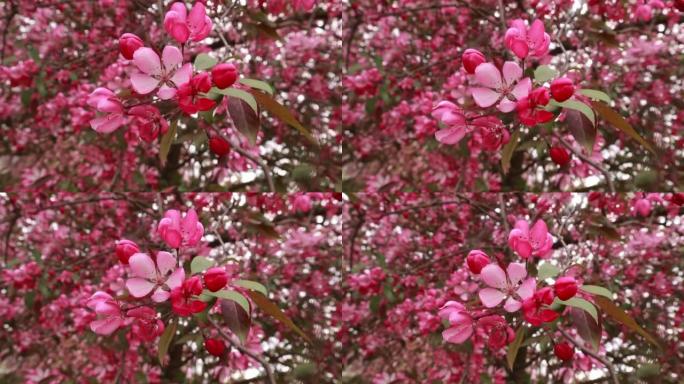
[213,87,258,114]
[537,263,560,280]
[190,256,214,275]
[206,290,250,314]
[158,319,177,366]
[507,326,525,370]
[501,129,521,174]
[551,99,595,125]
[220,298,251,344]
[194,53,218,70]
[591,101,655,153]
[233,279,268,296]
[245,290,312,344]
[239,78,274,95]
[556,297,598,323]
[594,296,661,348]
[159,119,177,165]
[534,65,558,83]
[248,89,317,145]
[579,89,611,103]
[580,285,613,299]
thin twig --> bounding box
[555,135,616,193]
[207,317,276,384]
[558,327,619,384]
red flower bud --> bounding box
[461,49,486,74]
[554,342,574,361]
[204,267,229,292]
[550,77,575,102]
[204,338,225,357]
[115,239,139,264]
[549,146,571,166]
[554,276,578,301]
[191,72,213,93]
[119,33,144,60]
[466,250,490,274]
[211,63,239,89]
[209,137,231,157]
[530,87,551,106]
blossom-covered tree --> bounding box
[342,1,683,192]
[0,1,341,192]
[0,192,342,382]
[342,192,683,383]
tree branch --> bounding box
[558,327,619,384]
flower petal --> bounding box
[90,115,125,134]
[151,287,170,303]
[133,47,162,76]
[479,288,506,308]
[435,127,467,145]
[165,267,185,290]
[442,323,473,344]
[516,277,536,300]
[507,262,527,285]
[474,63,502,89]
[125,277,156,297]
[502,61,522,87]
[161,45,183,71]
[90,317,123,335]
[503,297,522,312]
[471,87,500,108]
[497,98,517,113]
[511,77,532,100]
[156,251,177,276]
[480,264,508,289]
[530,220,549,247]
[157,85,177,100]
[128,253,156,279]
[130,73,159,95]
[170,63,193,87]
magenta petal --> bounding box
[530,220,549,246]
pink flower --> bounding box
[164,2,212,44]
[293,194,312,213]
[119,33,144,60]
[177,73,216,115]
[508,219,553,259]
[130,46,192,100]
[125,252,185,302]
[86,88,125,133]
[115,239,139,264]
[634,198,652,217]
[478,263,536,312]
[157,208,205,248]
[522,287,558,326]
[170,275,207,316]
[432,101,508,149]
[477,315,515,349]
[85,291,125,335]
[128,105,168,142]
[470,62,532,112]
[504,19,551,59]
[293,0,316,12]
[516,87,554,126]
[438,301,474,344]
[127,306,165,342]
[461,48,486,74]
[466,249,490,274]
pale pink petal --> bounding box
[125,277,156,297]
[497,98,517,113]
[506,262,527,285]
[504,297,522,312]
[90,317,123,335]
[94,302,120,316]
[86,292,113,309]
[130,73,159,95]
[90,115,125,134]
[511,78,532,100]
[480,264,508,289]
[170,63,192,87]
[155,251,177,276]
[442,324,473,344]
[471,87,500,108]
[474,63,502,89]
[128,253,156,279]
[516,278,536,300]
[448,312,473,326]
[435,127,466,145]
[165,268,185,290]
[514,220,529,233]
[151,287,170,303]
[438,301,465,320]
[157,85,177,100]
[97,98,123,114]
[133,47,162,76]
[161,45,183,71]
[502,61,522,87]
[479,288,506,307]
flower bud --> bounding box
[554,276,578,301]
[550,77,575,102]
[191,72,212,93]
[461,49,486,74]
[204,267,229,292]
[466,250,490,274]
[204,338,225,357]
[115,239,139,264]
[211,63,239,89]
[549,146,571,167]
[209,137,231,157]
[554,342,574,361]
[119,33,144,60]
[634,198,652,217]
[530,87,551,106]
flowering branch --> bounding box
[558,327,619,384]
